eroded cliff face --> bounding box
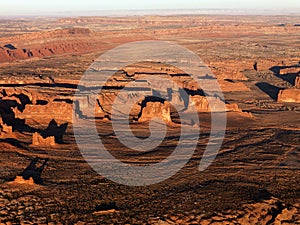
[0,28,95,63]
[14,102,73,125]
[0,26,151,63]
[138,101,172,123]
[278,67,300,76]
[0,60,250,130]
[0,116,13,138]
[278,89,300,103]
[0,60,251,158]
[189,95,242,113]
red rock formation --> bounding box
[0,28,97,63]
[189,96,211,112]
[12,176,35,185]
[76,95,105,119]
[189,96,242,112]
[295,75,300,88]
[237,198,298,225]
[0,116,13,138]
[96,92,143,119]
[197,197,298,225]
[219,80,250,92]
[0,75,53,85]
[211,67,247,81]
[0,27,150,63]
[225,103,243,112]
[278,89,300,103]
[14,101,73,124]
[138,101,171,123]
[279,67,300,75]
[32,132,55,146]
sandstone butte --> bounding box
[278,88,300,103]
[138,101,172,123]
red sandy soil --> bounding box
[0,15,299,224]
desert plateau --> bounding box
[0,13,299,224]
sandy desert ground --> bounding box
[0,15,300,224]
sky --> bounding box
[0,0,300,16]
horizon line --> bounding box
[1,8,300,18]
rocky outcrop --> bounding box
[75,87,246,124]
[31,119,67,146]
[16,158,48,184]
[75,94,106,119]
[40,119,68,144]
[189,96,211,112]
[0,116,13,138]
[138,101,171,123]
[219,80,251,92]
[153,197,299,225]
[295,75,300,88]
[0,75,54,85]
[0,123,13,137]
[278,89,300,103]
[189,95,242,112]
[225,103,243,112]
[234,198,298,225]
[12,176,35,185]
[0,28,95,63]
[278,67,300,75]
[32,132,55,146]
[208,61,248,81]
[199,197,299,225]
[14,101,73,124]
[0,42,94,62]
[75,92,149,120]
